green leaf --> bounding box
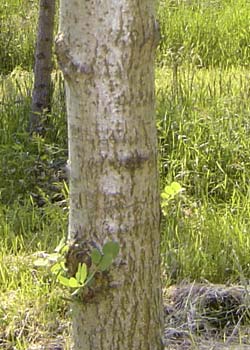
[69,277,81,288]
[98,253,113,271]
[34,258,49,267]
[161,192,170,200]
[91,248,102,265]
[57,275,71,287]
[79,264,87,284]
[75,263,87,284]
[171,182,182,192]
[75,263,81,281]
[103,241,119,259]
[51,262,63,275]
[162,185,174,197]
[161,182,183,202]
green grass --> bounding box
[157,67,250,201]
[0,68,67,205]
[0,0,38,74]
[157,66,250,283]
[0,252,70,349]
[1,0,250,348]
[157,0,250,68]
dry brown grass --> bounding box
[163,282,250,350]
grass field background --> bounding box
[1,0,250,348]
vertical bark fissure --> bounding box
[57,1,163,349]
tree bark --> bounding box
[29,0,56,134]
[56,1,163,349]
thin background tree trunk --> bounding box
[56,1,163,349]
[30,0,56,134]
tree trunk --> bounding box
[56,1,163,350]
[29,0,56,134]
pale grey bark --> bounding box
[56,1,163,349]
[30,0,56,134]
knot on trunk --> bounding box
[65,239,98,276]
